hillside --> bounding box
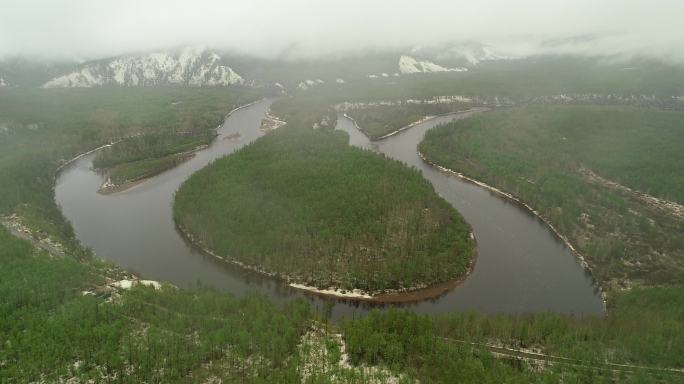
[42,47,244,88]
[419,106,684,290]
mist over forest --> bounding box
[1,1,683,383]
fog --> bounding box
[2,0,683,62]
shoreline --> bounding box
[343,108,485,141]
[55,142,118,176]
[224,98,262,118]
[176,219,478,304]
[97,150,199,195]
[260,112,287,131]
[345,109,606,308]
[417,151,608,309]
[54,98,263,191]
[97,172,165,195]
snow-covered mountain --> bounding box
[409,43,514,67]
[42,47,244,88]
[454,45,513,65]
[398,55,468,74]
[0,77,8,87]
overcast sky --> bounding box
[2,0,683,62]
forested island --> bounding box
[174,116,475,296]
[94,131,214,193]
[90,92,260,193]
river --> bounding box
[55,99,604,321]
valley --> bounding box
[1,41,684,382]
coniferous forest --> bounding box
[2,43,684,382]
[174,120,474,293]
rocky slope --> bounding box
[408,42,514,67]
[398,55,468,74]
[42,47,244,88]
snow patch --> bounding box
[42,46,244,88]
[289,283,373,299]
[399,55,468,74]
[111,279,162,290]
[298,326,407,383]
[462,45,513,65]
[297,79,324,90]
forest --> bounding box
[345,103,471,139]
[0,226,316,383]
[174,117,474,293]
[2,69,684,382]
[91,92,245,187]
[3,223,682,382]
[94,131,214,187]
[341,285,684,383]
[419,106,684,289]
[291,56,684,105]
[0,87,260,255]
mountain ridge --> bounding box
[41,47,244,88]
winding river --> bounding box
[55,98,604,321]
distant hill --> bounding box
[41,47,244,88]
[407,42,515,67]
[0,57,76,87]
[398,55,468,74]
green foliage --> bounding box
[94,129,217,186]
[3,60,684,382]
[342,287,684,383]
[346,103,470,139]
[91,100,231,184]
[3,223,682,382]
[292,56,684,105]
[343,311,593,383]
[0,226,312,382]
[94,131,214,169]
[175,121,474,292]
[431,287,684,369]
[419,106,684,287]
[0,87,260,253]
[104,153,187,185]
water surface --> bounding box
[55,100,604,321]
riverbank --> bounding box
[260,112,287,131]
[173,116,475,301]
[344,108,485,142]
[86,100,264,195]
[418,150,607,307]
[341,109,605,305]
[293,237,479,304]
[417,106,684,300]
[97,150,198,195]
[177,218,478,303]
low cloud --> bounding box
[1,0,683,62]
